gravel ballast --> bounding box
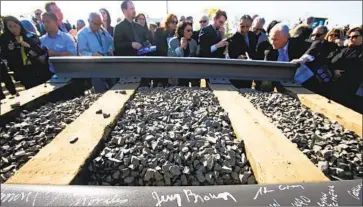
[0,94,100,183]
[240,89,362,180]
[87,87,255,186]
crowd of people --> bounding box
[0,1,362,114]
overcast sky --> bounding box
[1,1,362,30]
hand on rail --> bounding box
[132,42,142,50]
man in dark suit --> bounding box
[199,10,229,58]
[261,23,312,92]
[228,14,257,88]
[114,0,149,86]
[113,0,149,56]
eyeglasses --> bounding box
[347,35,361,39]
[91,21,102,26]
[35,13,41,16]
[170,20,178,24]
[199,20,207,24]
[240,25,251,29]
[186,29,192,32]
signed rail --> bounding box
[1,180,362,206]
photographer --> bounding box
[77,12,115,93]
[1,16,50,89]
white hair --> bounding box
[270,23,290,37]
[88,12,102,21]
[253,17,265,26]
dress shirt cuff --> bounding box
[175,47,183,56]
[300,54,315,63]
[211,45,217,53]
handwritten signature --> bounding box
[348,183,362,200]
[254,184,305,200]
[152,189,237,206]
[317,186,339,206]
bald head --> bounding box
[269,23,290,49]
[312,25,328,41]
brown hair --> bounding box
[45,2,56,12]
[325,28,342,40]
[42,12,57,21]
[214,10,227,20]
[161,14,177,31]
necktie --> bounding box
[279,49,289,62]
[244,35,249,47]
[216,29,220,37]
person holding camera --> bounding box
[1,16,50,89]
[77,12,114,93]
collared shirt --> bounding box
[210,24,220,53]
[278,42,290,62]
[77,25,113,56]
[40,29,77,73]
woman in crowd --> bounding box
[154,14,178,87]
[330,26,363,113]
[168,20,198,86]
[325,28,345,48]
[135,13,154,45]
[99,8,114,37]
[1,16,50,89]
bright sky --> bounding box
[1,1,362,30]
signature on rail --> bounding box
[152,189,237,206]
[347,183,362,200]
[254,184,305,200]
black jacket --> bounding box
[191,30,200,44]
[154,28,174,56]
[228,31,257,59]
[199,25,225,58]
[305,40,339,65]
[0,32,47,70]
[113,19,149,56]
[330,45,363,96]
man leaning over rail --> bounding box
[77,12,115,93]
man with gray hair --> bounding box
[191,15,209,43]
[305,16,315,28]
[77,12,115,93]
[259,23,312,92]
[251,17,267,47]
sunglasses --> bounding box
[348,35,361,39]
[199,20,207,24]
[35,13,41,16]
[170,20,178,24]
[186,29,192,32]
[311,33,323,38]
[138,18,145,21]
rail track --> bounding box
[0,57,362,206]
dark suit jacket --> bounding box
[191,30,199,44]
[304,40,338,66]
[199,25,225,58]
[113,19,149,56]
[228,31,257,59]
[154,28,174,56]
[264,37,311,61]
